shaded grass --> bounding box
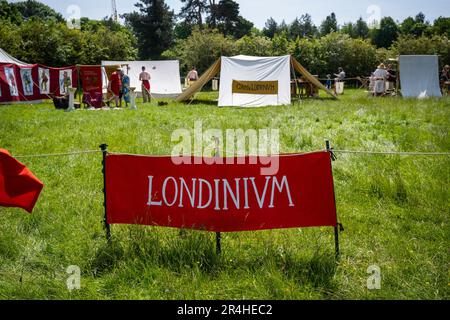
[0,90,448,300]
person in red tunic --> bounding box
[108,67,122,108]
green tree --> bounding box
[391,35,450,66]
[123,0,175,59]
[431,17,450,37]
[0,0,22,24]
[162,27,235,74]
[12,0,64,22]
[371,17,399,48]
[179,0,208,27]
[299,14,318,38]
[355,17,369,39]
[263,17,278,38]
[341,22,355,38]
[235,35,272,56]
[209,0,253,38]
[320,12,338,36]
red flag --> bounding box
[0,149,44,213]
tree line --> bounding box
[0,0,449,77]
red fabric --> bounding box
[0,64,78,103]
[142,80,150,91]
[0,149,44,213]
[109,72,122,96]
[80,66,102,107]
[105,152,337,232]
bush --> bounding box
[162,27,236,74]
[391,35,450,66]
[291,33,378,77]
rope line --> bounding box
[10,149,450,159]
[14,150,101,159]
[332,150,450,156]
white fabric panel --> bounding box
[219,55,291,107]
[102,60,182,98]
[399,55,442,98]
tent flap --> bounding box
[219,55,292,107]
[102,60,182,98]
[399,55,442,98]
[176,58,222,102]
[291,57,337,99]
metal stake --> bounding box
[100,144,111,242]
[326,140,340,260]
[214,137,222,255]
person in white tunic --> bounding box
[373,63,389,96]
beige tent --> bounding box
[176,56,336,103]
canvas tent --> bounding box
[176,55,336,107]
[0,48,29,66]
[399,55,442,98]
[102,60,182,98]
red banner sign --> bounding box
[105,152,337,232]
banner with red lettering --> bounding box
[105,152,337,232]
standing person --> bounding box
[108,67,122,108]
[334,67,346,95]
[440,65,450,94]
[139,66,151,103]
[373,63,390,96]
[40,69,48,92]
[121,69,131,107]
[186,67,199,87]
[325,74,332,90]
[386,64,397,91]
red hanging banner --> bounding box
[105,152,337,233]
[0,64,78,103]
[79,66,103,107]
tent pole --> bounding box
[290,57,300,104]
[100,144,111,242]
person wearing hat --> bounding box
[440,65,450,94]
[108,67,123,108]
[333,67,346,95]
[372,63,390,96]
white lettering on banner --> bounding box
[147,175,295,211]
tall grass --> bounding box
[0,90,448,299]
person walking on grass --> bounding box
[139,66,151,103]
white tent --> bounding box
[0,48,30,66]
[219,55,291,107]
[399,55,442,98]
[102,60,182,98]
[176,55,336,107]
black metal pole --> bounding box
[326,140,340,260]
[214,137,222,255]
[216,232,221,255]
[100,144,111,242]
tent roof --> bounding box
[0,48,30,66]
[230,55,291,61]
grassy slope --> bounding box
[0,90,448,300]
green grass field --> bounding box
[0,89,449,300]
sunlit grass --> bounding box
[0,89,448,299]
